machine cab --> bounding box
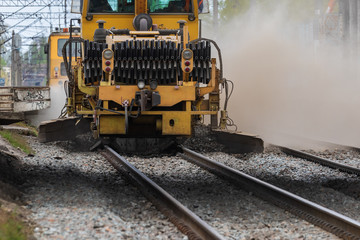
[71,0,209,41]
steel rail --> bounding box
[103,145,225,240]
[181,147,360,240]
[274,145,360,176]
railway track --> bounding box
[180,147,360,239]
[274,145,360,176]
[102,145,225,240]
[102,144,360,239]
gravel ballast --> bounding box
[15,130,360,239]
[205,149,360,221]
[127,155,339,239]
[20,136,185,239]
[305,148,360,168]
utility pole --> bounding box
[11,31,22,86]
[0,14,4,79]
[213,0,218,30]
[11,31,14,86]
[64,0,67,27]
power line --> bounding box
[2,0,37,20]
[1,0,75,46]
[2,13,65,19]
[7,3,54,30]
[0,0,61,7]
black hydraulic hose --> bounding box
[111,29,130,35]
[62,37,85,83]
[189,37,237,131]
[188,38,223,81]
[158,29,182,35]
[188,38,232,110]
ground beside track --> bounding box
[19,136,185,239]
[0,137,35,239]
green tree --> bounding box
[219,0,249,22]
[22,37,47,65]
[22,36,48,86]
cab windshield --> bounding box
[148,0,192,13]
[88,0,135,13]
[58,39,81,57]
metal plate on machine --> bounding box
[212,129,264,153]
[162,112,191,135]
[99,115,126,135]
[98,85,195,107]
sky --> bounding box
[1,0,79,54]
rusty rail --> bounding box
[102,145,225,240]
[275,145,360,176]
[181,147,360,239]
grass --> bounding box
[0,210,28,240]
[0,131,34,155]
[10,122,38,137]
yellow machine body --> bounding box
[80,0,199,41]
[47,30,81,87]
[47,32,71,87]
[66,0,221,139]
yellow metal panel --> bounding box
[183,26,189,49]
[129,31,160,35]
[99,85,195,106]
[49,58,67,87]
[151,15,198,41]
[77,66,97,96]
[162,112,191,135]
[49,34,73,86]
[99,115,126,134]
[135,0,147,15]
[49,35,68,59]
[81,15,135,40]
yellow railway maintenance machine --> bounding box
[39,0,264,153]
[46,28,80,88]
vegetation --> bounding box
[0,130,34,155]
[11,122,38,137]
[22,37,47,66]
[0,210,28,240]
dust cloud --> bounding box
[213,7,360,147]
